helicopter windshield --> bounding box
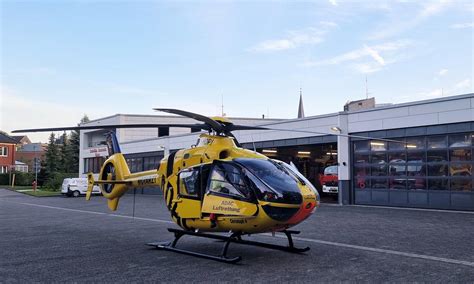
[208,163,253,200]
[235,158,302,205]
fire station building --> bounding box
[80,93,474,211]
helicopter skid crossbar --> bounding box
[146,228,309,263]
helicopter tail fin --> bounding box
[86,173,95,201]
[107,197,120,211]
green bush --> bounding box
[0,172,78,190]
[0,174,9,185]
[15,172,35,186]
[43,172,78,191]
[0,173,35,186]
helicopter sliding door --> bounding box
[201,162,258,217]
[174,166,204,218]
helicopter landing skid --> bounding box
[146,228,309,264]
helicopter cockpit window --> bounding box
[179,168,200,197]
[235,158,302,204]
[208,163,251,199]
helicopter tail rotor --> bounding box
[83,152,132,210]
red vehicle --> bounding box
[320,165,338,195]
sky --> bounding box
[1,0,473,142]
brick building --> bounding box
[11,135,31,151]
[16,143,47,173]
[0,132,17,173]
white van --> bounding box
[61,178,101,197]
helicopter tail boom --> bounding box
[86,153,161,211]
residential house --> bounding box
[0,132,17,173]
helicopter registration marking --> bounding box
[127,174,159,186]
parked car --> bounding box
[320,165,338,195]
[61,178,101,197]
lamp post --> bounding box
[34,144,39,184]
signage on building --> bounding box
[89,147,108,157]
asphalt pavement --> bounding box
[1,188,473,282]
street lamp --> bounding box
[34,144,39,184]
[330,126,342,133]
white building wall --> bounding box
[235,114,340,144]
[347,96,473,133]
[79,94,474,176]
[79,114,283,174]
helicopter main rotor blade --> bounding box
[256,127,409,144]
[226,125,270,131]
[154,108,224,132]
[12,123,210,133]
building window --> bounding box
[84,157,106,174]
[143,156,161,171]
[353,132,474,192]
[0,146,8,157]
[126,158,143,173]
[158,127,169,137]
[0,166,8,173]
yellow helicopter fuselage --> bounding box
[90,133,319,234]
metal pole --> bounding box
[35,144,38,183]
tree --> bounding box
[66,114,90,173]
[80,115,90,124]
[45,133,60,176]
[59,132,69,172]
[37,160,47,186]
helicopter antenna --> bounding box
[365,76,373,99]
[221,94,225,117]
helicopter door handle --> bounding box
[172,199,182,203]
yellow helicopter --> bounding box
[14,108,395,263]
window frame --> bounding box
[0,146,8,157]
[353,132,474,192]
[205,162,255,203]
[178,167,201,199]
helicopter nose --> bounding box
[286,196,317,225]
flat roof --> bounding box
[344,92,474,115]
[83,113,285,125]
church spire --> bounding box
[297,88,305,118]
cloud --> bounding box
[419,0,452,18]
[364,45,385,65]
[438,69,448,76]
[452,79,471,90]
[401,78,472,103]
[251,39,300,52]
[368,0,453,40]
[107,84,163,97]
[450,23,474,29]
[319,21,338,28]
[10,67,56,76]
[248,22,337,53]
[303,40,411,73]
[329,0,338,6]
[352,63,383,74]
[0,86,103,143]
[419,88,444,98]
